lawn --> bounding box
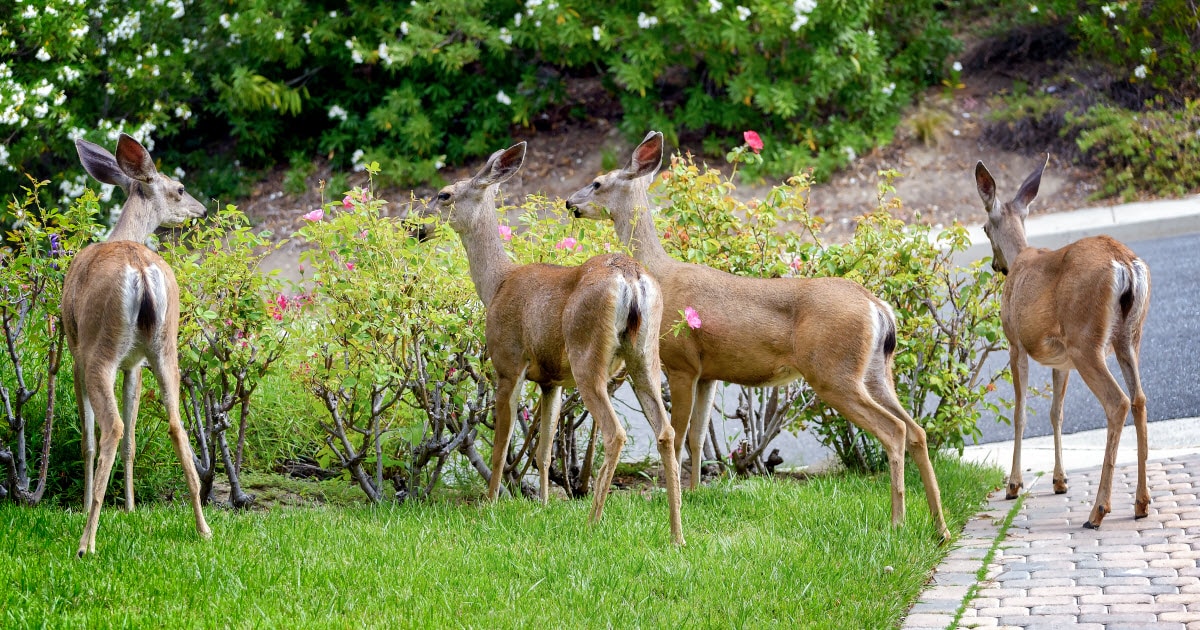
[1,458,1000,628]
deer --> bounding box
[413,142,684,545]
[566,132,950,541]
[65,133,210,556]
[975,156,1151,528]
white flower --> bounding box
[952,129,961,136]
[496,90,512,106]
[351,149,366,172]
[842,146,856,161]
[219,13,231,28]
[434,159,445,170]
[592,26,602,42]
[1133,64,1147,79]
[736,5,751,20]
[790,14,808,30]
[514,13,522,26]
[401,22,409,35]
[1101,4,1115,18]
[330,11,337,18]
[275,30,285,40]
[328,105,349,122]
[498,27,512,45]
[32,103,48,118]
[22,5,36,18]
[1141,47,1153,58]
[45,6,57,15]
[881,82,895,96]
[1029,4,1038,12]
[35,47,50,61]
[709,0,723,13]
[351,49,363,64]
[167,0,185,19]
[793,0,817,13]
[0,145,9,167]
[173,167,186,179]
[952,61,962,72]
[637,12,659,28]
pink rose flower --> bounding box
[342,195,354,208]
[743,130,763,154]
[790,256,803,272]
[302,208,324,221]
[684,306,702,330]
[555,236,580,250]
[498,225,513,241]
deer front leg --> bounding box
[687,380,718,489]
[1007,347,1029,500]
[534,385,563,505]
[1073,350,1131,529]
[120,366,142,511]
[1049,368,1070,494]
[665,371,700,489]
[488,374,523,501]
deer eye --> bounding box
[437,192,451,201]
[591,181,601,190]
[177,186,186,196]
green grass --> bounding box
[1,458,1000,629]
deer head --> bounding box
[567,131,663,222]
[75,134,206,241]
[975,154,1048,275]
[416,142,526,238]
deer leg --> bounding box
[577,378,627,527]
[74,360,95,512]
[534,385,563,505]
[1071,349,1131,529]
[489,374,523,501]
[1115,341,1149,518]
[687,380,718,489]
[1049,368,1070,494]
[1007,347,1030,499]
[625,355,684,546]
[120,366,142,511]
[665,371,699,489]
[78,368,120,558]
[820,385,908,528]
[148,354,210,540]
[867,375,949,542]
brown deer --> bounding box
[414,142,684,545]
[975,156,1151,528]
[65,134,210,556]
[566,132,949,541]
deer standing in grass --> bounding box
[567,132,949,541]
[65,134,210,556]
[414,142,684,545]
[975,157,1151,528]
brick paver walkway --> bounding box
[904,453,1200,630]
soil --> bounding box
[239,64,1109,283]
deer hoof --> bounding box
[1134,499,1150,520]
[1084,505,1108,529]
[1053,479,1068,494]
[1083,520,1099,530]
[1005,482,1023,500]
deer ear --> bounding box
[621,131,663,180]
[474,142,526,187]
[76,139,131,189]
[1012,154,1048,215]
[975,161,998,215]
[115,133,158,184]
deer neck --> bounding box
[997,217,1032,270]
[456,204,517,308]
[106,185,158,243]
[614,187,672,272]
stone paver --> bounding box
[902,453,1200,630]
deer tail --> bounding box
[874,300,898,360]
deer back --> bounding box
[62,241,180,369]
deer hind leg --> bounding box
[573,374,627,526]
[534,385,563,505]
[625,352,684,546]
[1072,348,1132,529]
[818,384,909,528]
[1007,348,1030,500]
[1049,369,1070,494]
[1114,338,1149,518]
[866,374,949,543]
[120,366,142,512]
[147,354,210,539]
[488,373,524,501]
[74,360,95,512]
[78,367,120,558]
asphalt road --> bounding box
[973,231,1200,444]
